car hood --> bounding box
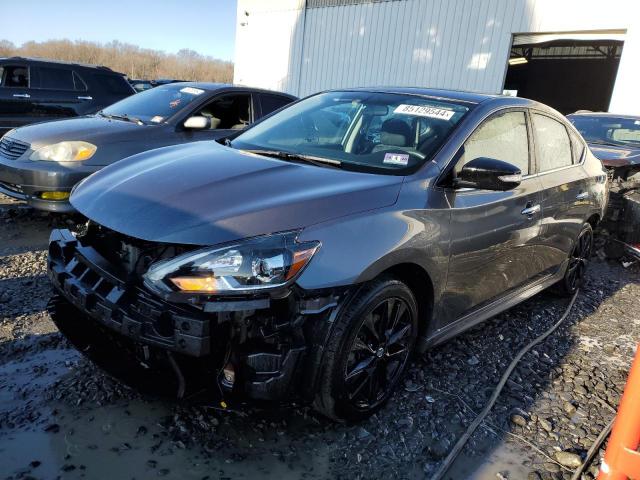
[588,143,640,167]
[8,116,147,148]
[71,142,404,245]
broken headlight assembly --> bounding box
[143,232,320,296]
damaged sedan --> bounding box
[48,89,607,421]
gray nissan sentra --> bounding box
[47,88,607,421]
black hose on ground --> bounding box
[569,417,614,480]
[430,290,580,480]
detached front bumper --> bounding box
[0,153,97,212]
[47,229,339,401]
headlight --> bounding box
[143,232,320,295]
[29,141,97,162]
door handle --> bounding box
[521,204,541,216]
[77,96,93,100]
[12,93,30,98]
[576,191,589,200]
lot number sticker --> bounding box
[180,87,205,96]
[383,153,409,166]
[394,104,455,121]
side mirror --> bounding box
[455,157,522,191]
[183,116,210,130]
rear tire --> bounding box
[313,277,418,422]
[554,223,593,296]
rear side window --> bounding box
[569,130,585,164]
[94,74,133,94]
[73,72,88,91]
[260,94,293,116]
[457,111,530,175]
[38,67,75,90]
[532,114,573,172]
[0,65,29,88]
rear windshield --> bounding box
[232,91,469,174]
[569,115,640,147]
[101,84,206,123]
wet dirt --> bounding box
[1,194,639,480]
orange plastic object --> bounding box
[598,343,640,480]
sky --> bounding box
[1,0,238,61]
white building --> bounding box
[233,0,640,114]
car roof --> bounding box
[164,81,297,97]
[567,112,640,120]
[0,56,124,74]
[332,86,502,105]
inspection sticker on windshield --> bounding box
[394,104,455,120]
[383,153,409,166]
[180,87,205,96]
[150,115,164,123]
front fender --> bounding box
[295,205,449,296]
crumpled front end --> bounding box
[47,226,342,403]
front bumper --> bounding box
[47,229,339,401]
[0,153,98,212]
[48,229,214,356]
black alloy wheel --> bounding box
[344,297,414,409]
[313,277,418,421]
[556,223,593,296]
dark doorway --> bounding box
[504,38,623,114]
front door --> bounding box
[438,110,545,325]
[0,64,35,133]
[181,92,255,141]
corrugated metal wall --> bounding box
[298,0,527,96]
[234,0,639,113]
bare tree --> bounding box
[1,39,233,82]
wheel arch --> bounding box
[586,213,600,229]
[366,262,436,343]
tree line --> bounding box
[0,39,234,82]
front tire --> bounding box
[313,277,418,422]
[555,223,593,296]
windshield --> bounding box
[231,91,469,174]
[569,115,640,147]
[101,84,206,124]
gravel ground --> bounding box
[1,193,639,480]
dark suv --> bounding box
[48,88,607,421]
[0,57,134,135]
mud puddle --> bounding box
[0,335,332,480]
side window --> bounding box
[196,94,251,130]
[457,111,529,175]
[1,65,29,88]
[260,94,293,116]
[532,114,573,171]
[569,130,585,164]
[39,67,75,90]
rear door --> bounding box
[0,63,37,133]
[532,111,591,273]
[439,109,545,323]
[30,65,85,121]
